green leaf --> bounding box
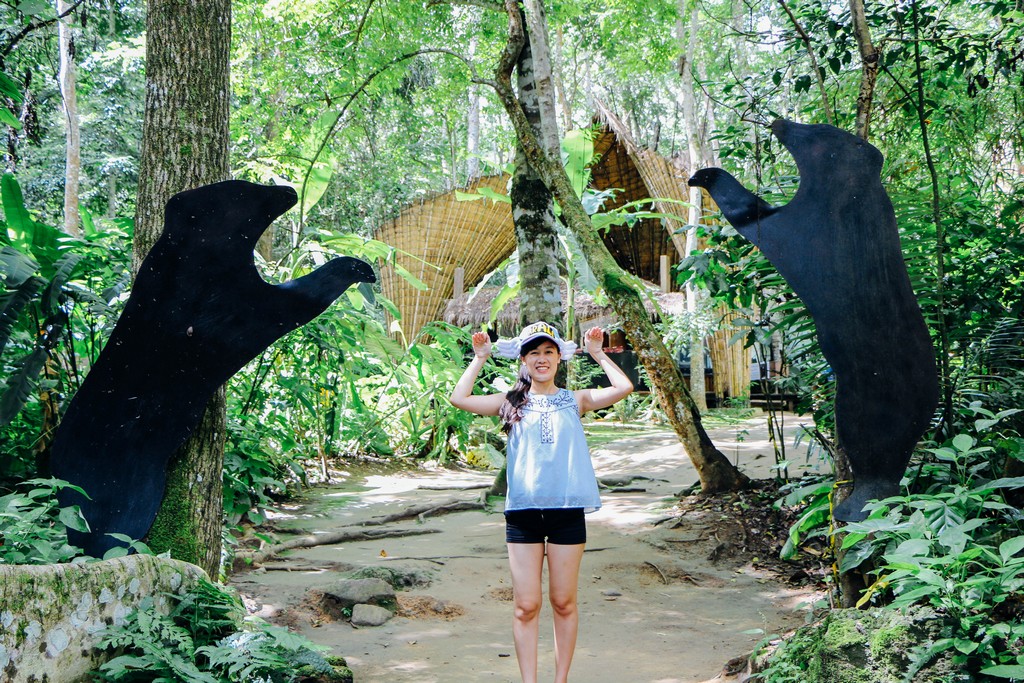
[393,263,428,291]
[975,477,1024,492]
[80,206,97,238]
[0,347,48,428]
[952,433,974,453]
[980,664,1024,678]
[1000,536,1024,564]
[0,108,20,130]
[299,160,334,217]
[455,190,485,202]
[2,174,34,247]
[0,272,43,359]
[0,72,22,103]
[16,0,51,16]
[561,128,595,197]
[489,280,520,323]
[41,253,83,314]
[838,540,876,573]
[476,186,512,204]
[58,506,90,533]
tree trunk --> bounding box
[58,0,81,237]
[511,12,562,328]
[492,0,748,493]
[777,0,835,126]
[678,0,707,412]
[849,0,879,140]
[467,28,482,180]
[551,26,574,131]
[134,0,232,577]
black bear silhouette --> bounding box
[51,180,375,555]
[689,120,938,521]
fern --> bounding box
[93,580,337,683]
[95,605,219,683]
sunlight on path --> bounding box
[232,411,828,683]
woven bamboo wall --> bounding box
[373,174,515,341]
[593,101,689,259]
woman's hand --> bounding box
[472,331,492,359]
[576,326,633,414]
[584,326,604,356]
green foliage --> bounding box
[1,172,131,483]
[0,477,88,564]
[833,408,1024,678]
[776,476,833,561]
[94,578,336,683]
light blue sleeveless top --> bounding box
[505,388,601,513]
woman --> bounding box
[449,321,633,683]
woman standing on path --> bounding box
[450,321,633,683]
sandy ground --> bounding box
[230,412,828,683]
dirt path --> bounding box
[230,413,827,683]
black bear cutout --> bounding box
[689,120,938,521]
[51,180,376,555]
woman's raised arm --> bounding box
[449,331,506,416]
[575,327,634,414]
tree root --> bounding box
[236,527,441,567]
[361,498,489,525]
[235,498,490,568]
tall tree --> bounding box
[849,0,879,139]
[490,0,748,493]
[133,0,231,576]
[677,0,709,411]
[466,26,482,180]
[57,0,81,237]
[512,1,562,328]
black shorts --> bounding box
[504,508,587,545]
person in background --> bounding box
[450,321,633,683]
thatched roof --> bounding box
[371,102,694,341]
[373,174,515,342]
[443,281,687,338]
[589,99,692,279]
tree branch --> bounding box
[428,0,504,10]
[1,0,88,61]
[776,0,834,126]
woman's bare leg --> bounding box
[507,543,546,683]
[546,543,585,683]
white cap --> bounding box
[494,321,577,360]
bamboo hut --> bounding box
[371,104,751,402]
[372,174,516,343]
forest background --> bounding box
[3,0,1024,679]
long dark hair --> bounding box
[499,336,555,433]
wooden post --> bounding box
[453,266,465,300]
[660,254,670,293]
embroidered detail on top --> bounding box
[525,390,576,410]
[525,390,576,444]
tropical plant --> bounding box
[1,173,131,485]
[831,406,1024,678]
[93,578,341,683]
[0,477,88,564]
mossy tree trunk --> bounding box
[488,0,748,493]
[133,0,231,577]
[492,8,563,498]
[511,6,562,328]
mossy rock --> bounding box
[296,654,353,682]
[348,563,436,589]
[758,606,970,683]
